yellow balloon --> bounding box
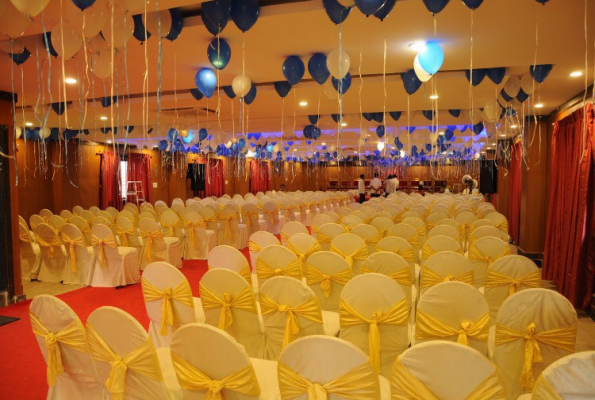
[145,10,172,38]
[23,36,47,60]
[0,38,25,53]
[51,22,83,59]
[0,0,31,38]
[86,34,109,53]
[9,0,49,17]
[39,127,51,139]
[232,75,251,98]
[123,0,146,13]
[91,50,113,80]
[65,0,108,39]
[101,6,134,48]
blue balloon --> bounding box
[362,113,373,122]
[132,14,150,41]
[517,89,529,103]
[462,0,483,9]
[401,69,422,95]
[308,53,330,85]
[486,67,506,85]
[355,0,386,16]
[422,0,450,14]
[165,8,184,41]
[472,122,484,135]
[100,127,111,134]
[273,81,292,98]
[207,38,231,70]
[374,0,396,20]
[308,115,319,124]
[372,112,383,123]
[238,138,246,148]
[199,128,208,141]
[244,84,257,105]
[231,0,260,32]
[50,128,60,142]
[100,96,118,108]
[425,144,432,152]
[449,109,461,118]
[174,138,183,150]
[51,102,65,116]
[444,129,454,141]
[168,129,179,142]
[500,89,513,102]
[465,68,486,86]
[195,68,217,98]
[72,0,95,10]
[303,125,316,139]
[322,0,352,25]
[389,111,402,122]
[422,110,434,121]
[331,114,341,123]
[376,125,385,138]
[42,33,58,57]
[418,42,444,75]
[182,132,194,144]
[530,64,553,84]
[312,127,321,140]
[223,86,236,99]
[266,144,274,153]
[407,126,416,134]
[9,48,31,65]
[332,72,351,94]
[190,88,204,101]
[191,145,200,154]
[282,56,305,86]
[535,0,549,3]
[201,0,232,35]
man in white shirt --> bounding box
[392,175,399,191]
[384,175,394,197]
[358,174,366,203]
[370,173,382,197]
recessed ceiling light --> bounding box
[511,124,518,129]
[107,140,112,144]
[409,42,426,52]
[481,151,486,154]
[321,142,326,146]
[499,134,506,137]
[299,101,308,107]
[353,151,358,154]
[25,122,33,126]
[65,77,77,85]
[341,122,348,127]
[570,71,583,77]
[429,94,439,100]
[491,142,496,145]
[293,148,297,151]
[439,131,445,135]
[100,116,108,120]
[535,103,544,108]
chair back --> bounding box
[421,235,462,264]
[106,206,120,220]
[59,210,74,221]
[470,218,496,232]
[280,221,308,245]
[305,251,350,312]
[421,251,473,296]
[79,210,96,222]
[387,223,420,252]
[160,210,183,241]
[97,210,114,223]
[427,225,462,247]
[200,269,265,358]
[485,212,509,233]
[468,237,511,287]
[34,223,66,280]
[310,214,333,236]
[493,289,577,398]
[248,231,280,267]
[40,208,54,220]
[531,351,595,399]
[351,224,382,255]
[116,217,142,248]
[60,223,92,275]
[362,252,413,305]
[369,217,393,238]
[139,219,169,266]
[376,236,419,267]
[30,214,45,230]
[469,225,508,247]
[240,203,260,235]
[72,205,84,215]
[316,223,347,251]
[256,245,301,285]
[402,216,427,246]
[208,245,252,284]
[286,233,320,273]
[330,233,368,276]
[217,206,241,248]
[48,215,66,231]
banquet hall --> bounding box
[0,0,594,398]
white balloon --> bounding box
[65,0,108,39]
[225,141,232,149]
[330,145,336,152]
[0,0,31,38]
[413,55,432,83]
[504,75,521,98]
[86,34,109,53]
[326,49,350,79]
[483,99,501,123]
[91,50,113,80]
[0,38,24,53]
[521,73,535,95]
[336,0,355,6]
[232,75,251,98]
[101,6,134,49]
[145,10,172,38]
[470,109,483,125]
[50,22,83,59]
[9,0,50,17]
[273,144,280,152]
[15,126,22,139]
[39,127,51,139]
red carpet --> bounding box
[0,254,235,399]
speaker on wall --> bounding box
[480,160,498,194]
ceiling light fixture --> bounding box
[299,101,308,107]
[65,77,77,85]
[377,142,385,151]
[570,71,583,77]
[535,103,544,108]
[511,124,518,129]
[439,131,445,135]
[430,94,439,100]
[100,116,108,120]
[341,122,348,127]
[25,122,33,126]
[293,149,297,151]
[409,42,426,52]
[107,140,112,144]
[321,142,326,146]
[499,134,506,137]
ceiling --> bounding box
[1,0,594,154]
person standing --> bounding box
[392,175,400,191]
[370,173,382,198]
[358,174,366,203]
[384,175,394,197]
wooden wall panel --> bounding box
[16,141,54,221]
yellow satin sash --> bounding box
[162,219,181,237]
[86,324,163,400]
[339,298,408,373]
[416,309,490,346]
[171,352,260,400]
[19,228,32,243]
[422,242,462,260]
[420,266,474,289]
[260,293,322,347]
[183,218,207,247]
[248,240,264,252]
[495,322,576,389]
[241,211,259,228]
[200,284,257,330]
[311,224,321,236]
[280,231,290,243]
[468,245,511,269]
[278,361,380,400]
[256,258,302,281]
[316,232,334,246]
[494,220,509,232]
[391,358,506,400]
[362,266,412,287]
[287,241,321,270]
[263,208,277,224]
[361,231,383,245]
[305,263,351,298]
[406,232,420,249]
[141,230,164,264]
[330,243,368,271]
[116,225,136,247]
[484,270,541,295]
[60,233,86,272]
[207,265,253,285]
[141,277,194,336]
[30,312,88,386]
[414,224,427,238]
[376,245,417,263]
[218,213,238,238]
[35,234,61,258]
[90,234,118,268]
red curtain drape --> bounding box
[250,160,269,194]
[206,158,224,197]
[99,151,123,210]
[543,103,595,309]
[508,142,522,244]
[127,153,152,204]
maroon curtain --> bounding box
[206,158,224,197]
[99,151,123,210]
[508,142,522,244]
[543,104,595,309]
[250,160,269,194]
[127,153,152,204]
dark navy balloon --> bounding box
[244,84,257,105]
[472,122,484,135]
[168,129,179,142]
[273,81,292,98]
[372,112,383,123]
[308,53,330,85]
[466,69,486,86]
[42,32,58,57]
[207,38,231,70]
[165,8,184,41]
[402,69,422,95]
[231,0,260,32]
[9,48,31,65]
[486,67,506,85]
[374,0,396,20]
[331,114,341,123]
[462,0,483,9]
[332,72,351,94]
[72,0,96,10]
[449,109,461,118]
[517,89,529,103]
[282,56,305,86]
[530,64,553,84]
[190,88,204,101]
[389,111,402,122]
[201,0,232,35]
[355,0,386,16]
[223,86,236,99]
[132,14,150,41]
[376,125,385,138]
[362,113,373,122]
[51,102,65,116]
[422,110,434,121]
[158,140,168,151]
[308,115,319,124]
[422,0,450,14]
[322,0,352,25]
[199,129,208,141]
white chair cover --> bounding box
[530,351,595,399]
[262,201,286,235]
[208,245,253,287]
[351,224,383,256]
[182,211,216,260]
[241,203,266,236]
[362,251,414,308]
[217,206,245,249]
[310,214,334,239]
[60,223,93,286]
[468,237,511,288]
[286,233,321,275]
[330,233,368,276]
[255,245,301,286]
[35,223,68,283]
[387,223,421,254]
[248,231,280,270]
[139,219,182,270]
[280,221,308,246]
[421,235,462,265]
[19,221,42,281]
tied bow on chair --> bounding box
[485,270,542,296]
[35,234,61,258]
[116,225,136,247]
[141,230,164,263]
[256,258,302,281]
[263,208,277,224]
[468,245,511,269]
[218,213,238,239]
[90,234,118,268]
[184,219,206,246]
[330,243,368,271]
[200,285,257,330]
[60,233,86,272]
[162,219,180,237]
[141,278,194,335]
[305,263,351,298]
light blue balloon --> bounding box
[182,132,193,144]
[194,68,217,98]
[418,42,444,75]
